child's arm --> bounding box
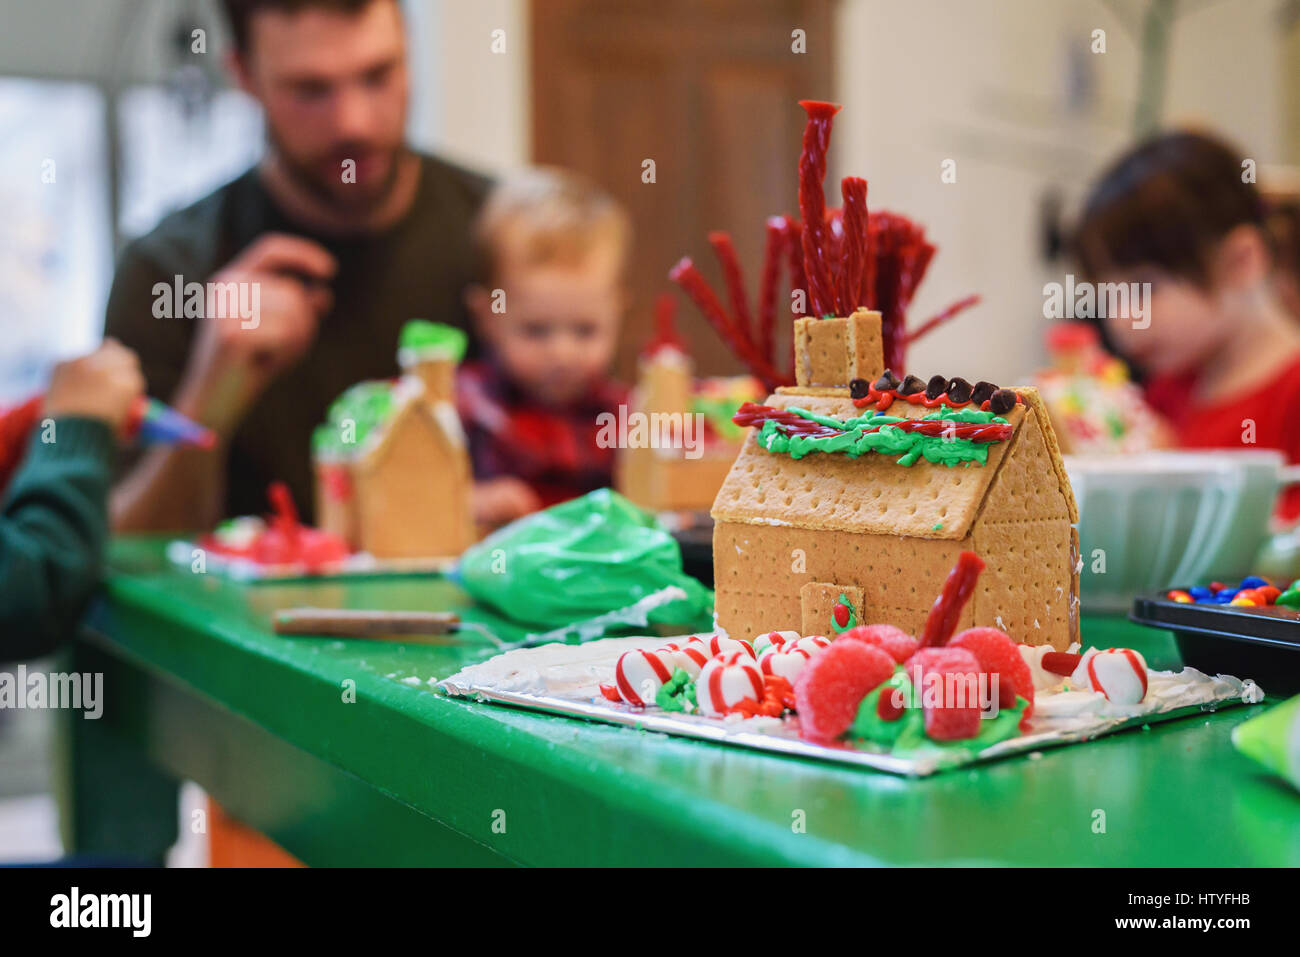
[0,419,115,660]
[0,341,143,661]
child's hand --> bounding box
[44,339,146,431]
[473,476,543,527]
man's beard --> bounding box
[268,128,404,212]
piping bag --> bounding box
[452,488,715,645]
[0,393,214,488]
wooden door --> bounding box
[532,0,834,378]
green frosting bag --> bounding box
[1233,694,1300,792]
[455,489,715,640]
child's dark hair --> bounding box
[1074,130,1266,287]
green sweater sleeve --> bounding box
[0,417,115,662]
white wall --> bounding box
[834,0,1284,385]
[405,0,530,174]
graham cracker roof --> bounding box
[711,386,1076,540]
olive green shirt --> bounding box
[104,153,489,522]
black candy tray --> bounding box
[1130,593,1300,695]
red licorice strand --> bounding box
[839,176,868,315]
[825,208,845,301]
[903,294,981,345]
[920,551,986,648]
[758,218,786,364]
[669,258,786,390]
[731,402,1013,443]
[797,100,842,316]
[708,231,754,340]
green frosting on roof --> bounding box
[312,380,396,458]
[757,405,1009,467]
[400,320,467,362]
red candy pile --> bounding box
[793,550,1035,744]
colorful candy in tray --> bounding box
[1166,576,1298,610]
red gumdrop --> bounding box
[907,647,983,741]
[794,640,895,742]
[948,627,1035,719]
[839,623,920,664]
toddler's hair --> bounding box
[472,167,630,285]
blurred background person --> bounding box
[461,168,630,527]
[1074,130,1300,520]
[106,0,489,533]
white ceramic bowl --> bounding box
[1064,450,1299,613]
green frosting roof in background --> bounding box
[400,320,467,362]
[312,380,396,458]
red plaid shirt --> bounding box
[456,359,627,507]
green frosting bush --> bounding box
[400,319,467,362]
[312,380,395,458]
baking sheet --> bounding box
[439,639,1265,777]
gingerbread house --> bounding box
[615,296,762,512]
[313,321,476,560]
[712,309,1080,650]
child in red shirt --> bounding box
[460,169,631,526]
[1075,131,1300,519]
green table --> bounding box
[59,538,1299,866]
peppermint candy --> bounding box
[751,630,800,656]
[702,634,756,659]
[696,651,765,717]
[613,648,676,706]
[758,635,831,683]
[1074,647,1149,705]
[658,640,710,678]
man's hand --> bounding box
[44,338,146,432]
[182,233,336,432]
[473,476,543,527]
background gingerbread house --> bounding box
[615,337,761,513]
[313,321,476,560]
[712,310,1080,650]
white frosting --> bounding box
[1017,643,1064,692]
[440,635,664,698]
